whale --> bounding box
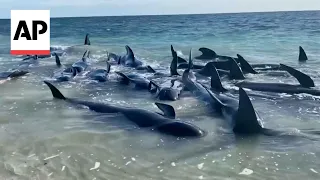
[299,46,308,62]
[119,45,144,68]
[194,47,240,62]
[87,62,111,82]
[181,50,223,111]
[71,50,90,73]
[115,72,153,90]
[149,79,184,101]
[235,64,320,96]
[43,81,206,138]
[196,58,245,80]
[146,46,181,78]
[84,33,91,45]
[0,69,29,80]
[170,45,188,64]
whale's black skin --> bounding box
[235,64,318,96]
[87,62,111,82]
[84,33,91,45]
[149,79,183,101]
[196,58,245,80]
[170,45,188,64]
[299,46,308,62]
[116,72,151,90]
[120,45,143,67]
[0,70,29,80]
[194,47,240,62]
[72,58,89,73]
[43,81,206,138]
[181,50,222,111]
[146,46,181,78]
[51,53,79,82]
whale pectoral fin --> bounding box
[233,88,263,134]
[279,64,315,88]
[299,46,308,62]
[209,65,228,93]
[237,54,258,74]
[43,81,66,100]
[54,53,61,67]
[229,58,245,80]
[84,33,91,45]
[155,102,176,119]
[146,65,156,73]
[170,51,180,76]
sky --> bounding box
[0,0,319,18]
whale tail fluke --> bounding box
[43,81,66,100]
[233,88,263,134]
[298,46,308,62]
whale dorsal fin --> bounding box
[84,33,91,45]
[115,71,132,84]
[229,58,245,80]
[54,53,61,67]
[171,45,187,64]
[82,50,88,62]
[198,47,217,59]
[146,65,156,73]
[299,46,308,62]
[237,54,258,74]
[43,81,66,100]
[170,49,180,76]
[209,64,228,93]
[280,64,314,88]
[197,62,214,77]
[125,45,135,60]
[187,49,193,71]
[233,88,263,134]
[106,61,111,73]
[149,80,161,90]
[155,102,176,119]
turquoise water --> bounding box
[0,11,320,180]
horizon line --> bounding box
[0,9,318,20]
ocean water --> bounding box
[0,10,320,180]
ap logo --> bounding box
[11,10,50,55]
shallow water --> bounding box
[1,11,320,180]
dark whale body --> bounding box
[43,81,206,138]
